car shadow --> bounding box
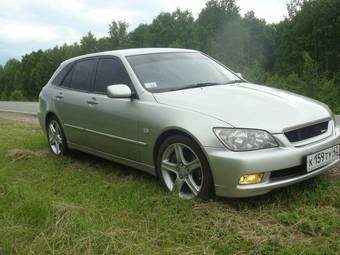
[65,149,157,182]
[62,149,333,208]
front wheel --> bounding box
[156,135,214,200]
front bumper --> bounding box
[205,125,340,198]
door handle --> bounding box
[87,97,98,105]
[87,100,98,105]
[55,95,64,100]
[55,92,64,100]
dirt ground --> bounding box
[0,111,338,175]
[0,111,39,125]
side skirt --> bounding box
[68,141,156,176]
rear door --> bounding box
[84,56,140,161]
[53,58,97,146]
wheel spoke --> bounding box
[185,176,199,196]
[161,160,178,174]
[49,123,56,135]
[172,177,185,193]
[49,135,55,143]
[55,142,61,154]
[186,159,201,173]
[55,134,63,144]
[174,144,186,164]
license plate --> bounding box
[306,145,340,172]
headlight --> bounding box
[214,128,278,151]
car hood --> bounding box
[153,83,331,133]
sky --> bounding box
[0,0,288,65]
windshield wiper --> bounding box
[224,79,246,85]
[168,82,224,92]
[167,80,246,92]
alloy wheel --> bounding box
[48,120,63,155]
[161,143,203,199]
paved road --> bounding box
[0,101,339,126]
[0,101,38,115]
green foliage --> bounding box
[245,52,340,113]
[108,21,129,48]
[80,32,98,54]
[9,90,26,101]
[302,52,318,98]
[0,0,338,113]
[274,0,340,75]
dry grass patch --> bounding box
[7,149,49,161]
[324,163,340,177]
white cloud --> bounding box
[0,21,81,44]
[0,0,288,64]
[46,0,142,28]
[237,0,288,23]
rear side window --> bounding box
[61,66,74,87]
[52,63,73,86]
[94,58,132,94]
[70,59,96,91]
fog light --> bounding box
[239,174,264,185]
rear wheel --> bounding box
[156,135,214,200]
[46,116,68,156]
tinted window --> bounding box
[94,58,132,94]
[61,65,74,87]
[52,63,73,86]
[70,59,96,91]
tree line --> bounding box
[0,0,339,113]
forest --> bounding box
[0,0,339,113]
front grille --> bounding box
[270,165,306,181]
[285,121,328,143]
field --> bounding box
[0,117,339,254]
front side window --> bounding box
[94,58,132,94]
[126,52,241,93]
[70,59,96,91]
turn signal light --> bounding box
[239,174,264,185]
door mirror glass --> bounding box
[107,84,132,98]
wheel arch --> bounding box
[153,127,216,197]
[45,111,62,132]
[153,127,210,173]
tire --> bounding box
[156,135,214,200]
[46,115,68,156]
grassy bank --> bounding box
[0,118,339,254]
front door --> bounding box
[83,57,140,161]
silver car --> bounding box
[38,48,340,199]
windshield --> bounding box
[126,52,241,93]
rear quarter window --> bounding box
[52,63,73,86]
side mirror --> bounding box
[107,84,132,98]
[236,73,243,79]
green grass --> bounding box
[0,119,339,254]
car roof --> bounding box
[61,48,198,65]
